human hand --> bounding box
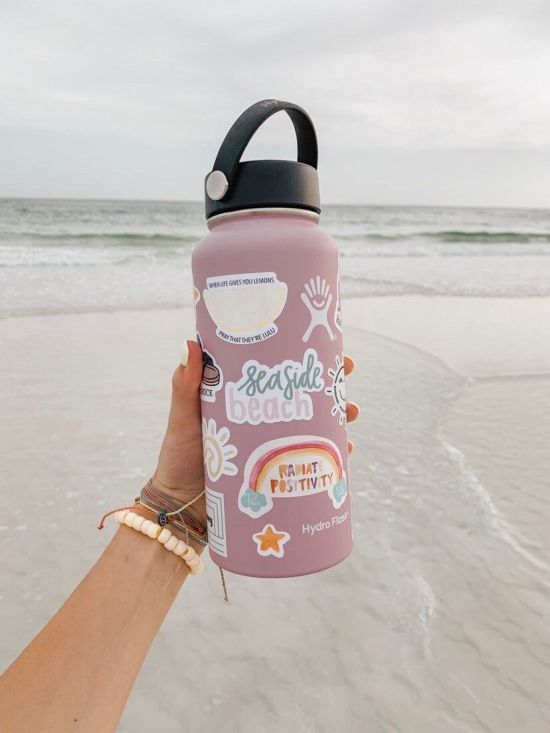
[153,340,207,527]
[153,341,360,530]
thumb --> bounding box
[167,339,203,430]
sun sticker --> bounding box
[252,524,290,558]
[202,418,238,483]
[325,355,346,425]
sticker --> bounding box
[193,286,201,309]
[203,272,287,344]
[202,418,238,483]
[197,333,223,403]
[301,276,335,342]
[239,435,348,518]
[334,261,343,334]
[325,355,346,425]
[206,487,227,557]
[225,348,324,425]
[252,524,290,558]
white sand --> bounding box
[1,298,549,733]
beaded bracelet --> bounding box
[117,509,204,575]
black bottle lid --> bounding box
[204,99,320,220]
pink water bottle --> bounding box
[192,99,352,577]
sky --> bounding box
[1,0,550,207]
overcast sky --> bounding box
[1,0,550,206]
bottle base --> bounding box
[208,544,353,579]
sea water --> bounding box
[1,199,550,317]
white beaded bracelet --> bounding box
[116,509,204,576]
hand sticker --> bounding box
[301,276,335,342]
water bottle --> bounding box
[192,99,352,577]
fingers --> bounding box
[343,354,355,376]
[344,356,358,453]
[346,400,359,423]
[167,339,203,429]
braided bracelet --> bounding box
[136,483,207,548]
[136,499,207,548]
[139,480,207,542]
[117,509,204,575]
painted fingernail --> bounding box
[344,354,356,370]
[180,341,189,367]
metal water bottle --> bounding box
[192,99,352,577]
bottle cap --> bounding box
[205,99,320,220]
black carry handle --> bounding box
[212,99,318,193]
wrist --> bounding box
[145,477,208,536]
[132,504,205,555]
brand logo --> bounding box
[301,276,336,343]
[225,348,324,424]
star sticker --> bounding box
[252,524,290,558]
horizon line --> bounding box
[1,195,549,213]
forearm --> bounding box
[0,520,203,733]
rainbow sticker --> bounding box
[239,435,348,518]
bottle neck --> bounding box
[206,207,320,230]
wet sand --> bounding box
[1,297,549,732]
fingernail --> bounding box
[180,341,189,367]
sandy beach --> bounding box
[2,295,549,732]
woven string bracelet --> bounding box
[116,509,204,575]
[136,480,208,547]
[98,482,206,541]
[141,479,206,535]
[136,500,207,548]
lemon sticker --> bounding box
[203,272,287,344]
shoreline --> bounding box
[3,294,549,379]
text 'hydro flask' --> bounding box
[192,99,352,578]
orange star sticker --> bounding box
[253,524,290,558]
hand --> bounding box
[153,340,207,527]
[153,341,360,529]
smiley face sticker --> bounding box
[325,354,346,425]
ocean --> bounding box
[1,198,550,317]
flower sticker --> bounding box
[202,418,238,483]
